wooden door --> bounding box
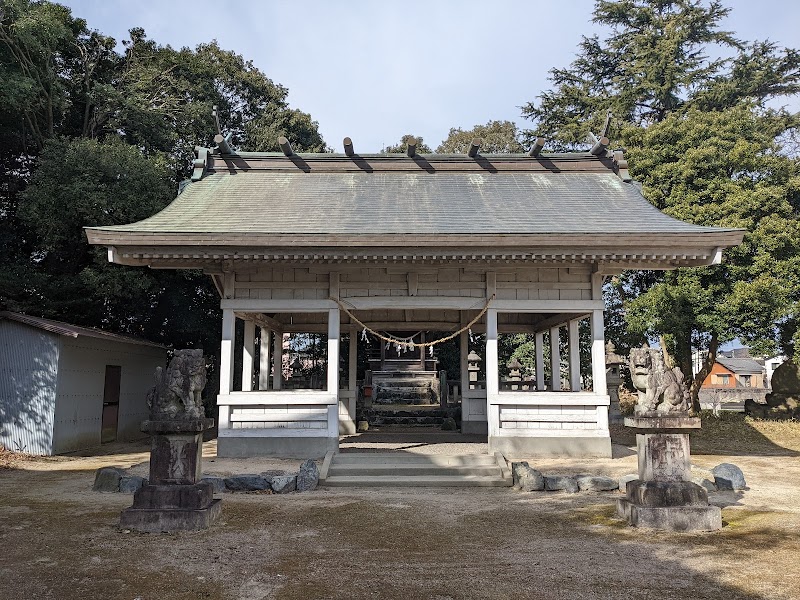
[101,365,121,443]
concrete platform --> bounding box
[322,452,511,487]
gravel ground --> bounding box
[1,428,799,599]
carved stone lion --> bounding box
[628,345,689,416]
[147,349,207,420]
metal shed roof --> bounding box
[0,311,167,349]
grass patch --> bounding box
[613,412,800,456]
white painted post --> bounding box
[550,326,561,391]
[242,320,255,392]
[272,331,283,390]
[486,307,499,438]
[328,308,341,437]
[218,309,235,429]
[258,327,271,390]
[486,308,499,398]
[591,309,607,393]
[535,331,545,391]
[569,318,581,391]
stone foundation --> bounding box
[217,435,338,459]
[488,435,612,458]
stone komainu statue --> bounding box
[147,349,207,420]
[628,345,690,415]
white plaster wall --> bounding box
[53,338,166,453]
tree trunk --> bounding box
[690,332,719,415]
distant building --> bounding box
[764,355,788,389]
[0,312,166,455]
[695,348,768,411]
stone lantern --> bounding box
[467,350,482,390]
[507,357,522,391]
[605,342,625,424]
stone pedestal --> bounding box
[120,418,221,533]
[617,416,721,531]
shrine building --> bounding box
[85,136,743,460]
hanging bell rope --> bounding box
[330,295,495,349]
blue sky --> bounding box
[61,1,800,152]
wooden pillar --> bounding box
[218,309,235,430]
[591,310,607,393]
[460,329,469,398]
[380,340,386,371]
[327,308,340,393]
[550,326,561,391]
[348,332,358,392]
[419,332,426,369]
[242,320,255,392]
[535,331,545,391]
[568,318,581,391]
[272,331,283,390]
[258,327,271,390]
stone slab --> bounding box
[544,474,579,493]
[712,463,747,490]
[120,499,222,533]
[488,436,612,459]
[149,432,204,485]
[626,480,708,507]
[617,498,721,531]
[131,482,214,510]
[216,436,338,459]
[624,416,701,431]
[577,475,618,492]
[119,476,147,494]
[93,467,125,492]
[637,432,691,482]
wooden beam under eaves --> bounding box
[278,136,293,156]
[406,136,418,158]
[468,138,482,158]
[343,137,355,157]
[528,137,545,157]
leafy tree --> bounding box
[0,1,326,381]
[522,0,800,410]
[436,120,524,154]
[380,134,433,154]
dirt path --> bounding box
[2,437,799,600]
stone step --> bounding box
[328,464,503,477]
[323,475,510,487]
[333,453,498,466]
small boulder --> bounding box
[92,467,126,492]
[576,475,618,492]
[692,476,718,493]
[201,476,226,494]
[224,474,270,492]
[357,421,369,432]
[511,462,544,491]
[269,475,297,494]
[618,474,638,494]
[297,460,320,492]
[712,463,747,490]
[441,417,458,431]
[119,475,146,494]
[544,474,579,493]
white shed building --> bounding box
[0,311,167,455]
